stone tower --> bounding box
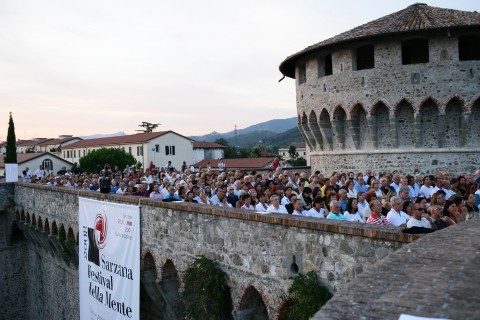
[279,3,480,175]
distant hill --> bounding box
[190,117,297,142]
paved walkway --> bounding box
[313,218,480,320]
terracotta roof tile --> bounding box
[193,158,275,169]
[192,141,226,149]
[280,4,480,77]
[37,137,81,146]
[62,131,190,149]
[0,152,73,167]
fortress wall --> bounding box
[310,149,480,176]
[10,183,418,319]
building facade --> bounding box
[278,142,310,165]
[62,131,194,170]
[192,141,225,164]
[279,4,480,175]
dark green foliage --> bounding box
[288,145,299,161]
[182,256,233,320]
[5,112,17,163]
[79,148,136,174]
[287,271,332,320]
[213,127,304,159]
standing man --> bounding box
[34,165,45,181]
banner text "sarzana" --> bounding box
[101,254,134,280]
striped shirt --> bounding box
[367,214,392,226]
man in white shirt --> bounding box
[292,199,307,216]
[390,174,401,193]
[386,196,410,227]
[116,182,127,195]
[34,165,45,181]
[407,203,434,228]
[266,194,288,214]
[357,192,369,216]
[307,197,326,218]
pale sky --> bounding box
[0,0,477,140]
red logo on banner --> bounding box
[95,213,108,249]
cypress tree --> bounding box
[5,112,17,163]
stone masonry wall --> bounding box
[310,149,480,176]
[11,183,418,319]
[295,32,480,175]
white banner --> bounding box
[79,197,140,320]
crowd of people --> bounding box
[23,163,480,232]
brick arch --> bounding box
[394,97,415,113]
[308,110,318,123]
[59,224,67,241]
[37,216,43,231]
[395,100,415,148]
[237,286,268,319]
[350,103,368,149]
[349,102,366,116]
[297,114,302,125]
[51,221,58,235]
[419,98,440,148]
[445,96,466,112]
[320,108,331,121]
[333,105,346,121]
[161,259,179,282]
[44,218,51,235]
[143,252,157,276]
[277,298,295,320]
[26,212,31,224]
[31,214,36,226]
[301,112,308,125]
[67,227,76,245]
[15,209,20,221]
[370,98,391,114]
[419,96,440,112]
[467,95,480,111]
[20,209,25,221]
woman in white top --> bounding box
[241,194,255,210]
[255,194,269,212]
[343,198,364,223]
[419,175,434,199]
[346,181,358,199]
[371,180,386,200]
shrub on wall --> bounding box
[182,256,233,320]
[287,271,332,320]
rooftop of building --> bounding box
[62,131,192,149]
[279,3,480,78]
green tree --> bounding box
[182,256,233,320]
[288,145,299,161]
[5,112,17,163]
[286,271,332,320]
[215,138,236,159]
[135,121,161,133]
[79,148,136,173]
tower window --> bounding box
[459,35,480,61]
[298,64,306,84]
[402,38,429,64]
[318,54,332,77]
[354,45,374,70]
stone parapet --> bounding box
[11,183,418,318]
